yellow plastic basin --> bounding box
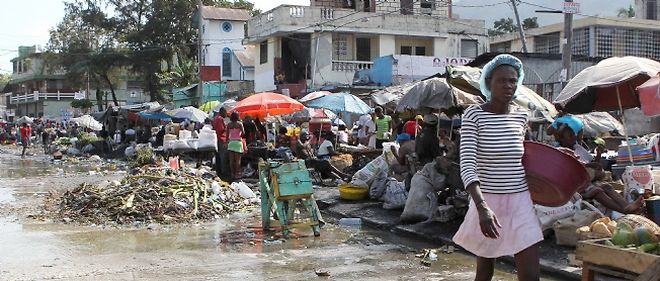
[338,184,369,200]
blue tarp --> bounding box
[139,112,172,121]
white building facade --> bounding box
[246,1,488,95]
[198,6,254,81]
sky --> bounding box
[0,0,632,75]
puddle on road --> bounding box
[0,157,102,179]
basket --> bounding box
[338,184,369,201]
[578,231,611,241]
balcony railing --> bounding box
[331,60,373,72]
[10,91,80,104]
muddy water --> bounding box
[0,151,550,281]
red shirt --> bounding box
[404,121,419,137]
[20,127,31,141]
[211,116,227,143]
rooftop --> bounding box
[233,45,255,68]
[200,6,251,21]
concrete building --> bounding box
[245,0,488,96]
[195,6,255,81]
[490,17,660,61]
[636,0,659,20]
[2,46,146,120]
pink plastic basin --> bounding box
[522,141,591,207]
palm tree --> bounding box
[617,5,635,18]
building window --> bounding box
[222,21,232,32]
[333,34,349,59]
[400,46,413,55]
[222,48,232,77]
[415,46,426,56]
[460,39,478,57]
[356,38,371,61]
[571,28,590,56]
[260,41,268,64]
[648,0,658,20]
[534,32,560,54]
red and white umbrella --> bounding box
[299,91,331,103]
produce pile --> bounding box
[55,168,258,224]
[579,215,660,254]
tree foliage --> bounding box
[71,99,94,109]
[49,0,261,105]
[488,17,539,36]
[617,5,635,18]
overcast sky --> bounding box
[0,0,633,74]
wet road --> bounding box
[0,147,551,280]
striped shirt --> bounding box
[460,105,529,194]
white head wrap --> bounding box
[479,54,525,101]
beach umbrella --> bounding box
[299,91,331,103]
[395,78,483,112]
[199,100,221,113]
[636,76,660,117]
[211,99,238,113]
[16,116,34,125]
[554,56,660,113]
[306,92,372,115]
[167,106,208,123]
[230,92,304,119]
[70,115,103,131]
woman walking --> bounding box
[225,112,245,180]
[453,54,542,281]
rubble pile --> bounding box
[55,168,258,224]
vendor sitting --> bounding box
[276,126,291,149]
[390,132,416,190]
[317,131,337,160]
[295,131,350,181]
[549,115,644,214]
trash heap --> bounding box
[56,167,258,225]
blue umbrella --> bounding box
[306,92,372,115]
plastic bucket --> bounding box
[645,198,660,225]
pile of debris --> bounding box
[55,167,258,224]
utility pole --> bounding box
[510,0,528,53]
[561,0,574,87]
[197,0,205,106]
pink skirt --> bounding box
[453,190,543,258]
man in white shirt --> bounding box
[357,114,372,145]
[363,116,377,149]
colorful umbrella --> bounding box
[199,100,221,113]
[299,91,331,103]
[306,92,372,115]
[231,92,304,119]
[554,56,660,114]
[636,76,660,117]
[167,106,208,123]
